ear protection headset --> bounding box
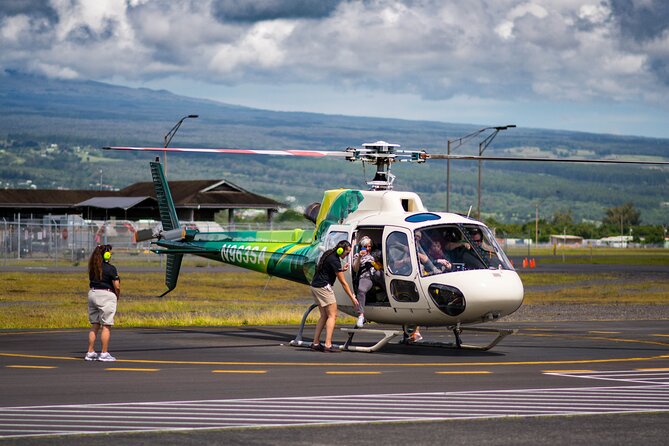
[335,241,351,256]
[102,244,112,261]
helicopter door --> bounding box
[322,224,355,308]
[382,226,429,310]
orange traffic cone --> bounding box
[522,258,528,268]
[529,258,536,268]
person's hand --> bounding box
[360,249,368,256]
[342,262,350,271]
[437,259,451,269]
[350,296,359,306]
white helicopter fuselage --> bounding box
[324,189,524,327]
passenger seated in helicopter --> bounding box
[414,230,441,276]
[352,237,383,328]
[387,245,410,275]
[426,239,452,273]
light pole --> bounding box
[446,125,515,213]
[476,125,515,219]
[535,197,547,247]
[163,114,198,174]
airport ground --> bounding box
[0,258,668,444]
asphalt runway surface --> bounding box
[1,320,668,445]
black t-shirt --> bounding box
[311,252,342,288]
[89,262,120,290]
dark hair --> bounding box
[88,245,105,281]
[317,240,351,271]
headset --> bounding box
[101,244,112,261]
[335,240,351,256]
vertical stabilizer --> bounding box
[150,161,182,296]
[160,253,183,297]
[150,161,180,231]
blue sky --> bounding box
[2,0,669,139]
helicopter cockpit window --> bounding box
[385,231,412,276]
[412,225,514,274]
[462,225,513,270]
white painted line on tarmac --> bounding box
[1,381,667,439]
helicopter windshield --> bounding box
[414,224,513,275]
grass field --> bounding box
[1,265,668,329]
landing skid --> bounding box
[288,304,515,352]
[288,303,319,349]
[403,325,517,351]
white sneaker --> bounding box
[98,352,116,362]
[84,352,98,361]
[355,315,365,328]
[408,332,423,343]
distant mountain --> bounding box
[0,70,667,224]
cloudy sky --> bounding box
[2,0,669,138]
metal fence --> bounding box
[0,216,147,262]
[0,215,315,262]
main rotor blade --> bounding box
[103,146,351,158]
[428,154,669,165]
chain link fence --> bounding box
[0,215,149,262]
[0,215,315,263]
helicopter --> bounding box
[103,140,669,352]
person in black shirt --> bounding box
[85,244,120,361]
[310,240,357,352]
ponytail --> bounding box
[88,245,105,281]
[317,240,351,271]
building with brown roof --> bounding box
[0,179,281,222]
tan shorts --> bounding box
[88,289,117,326]
[310,285,336,307]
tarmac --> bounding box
[1,319,668,445]
[1,260,668,444]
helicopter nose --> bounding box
[426,270,524,321]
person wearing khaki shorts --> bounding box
[85,244,120,362]
[309,240,358,352]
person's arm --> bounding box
[112,279,120,299]
[352,251,365,272]
[336,271,358,307]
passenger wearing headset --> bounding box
[85,244,121,361]
[309,240,358,353]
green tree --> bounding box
[602,203,641,227]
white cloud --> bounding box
[0,0,668,136]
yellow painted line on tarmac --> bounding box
[435,371,491,375]
[0,330,77,336]
[326,371,382,375]
[520,332,669,348]
[652,334,669,337]
[542,370,595,373]
[6,365,57,369]
[212,370,267,374]
[105,368,159,372]
[636,368,669,371]
[588,331,620,334]
[2,352,668,368]
[0,353,80,361]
